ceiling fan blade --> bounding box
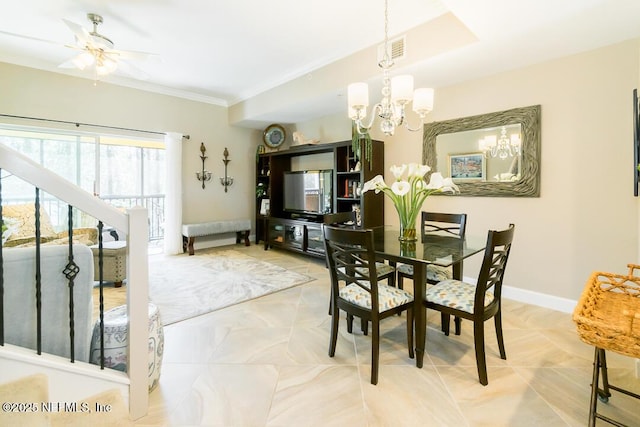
[58,52,95,71]
[62,18,91,45]
[0,30,61,46]
[115,48,159,62]
[58,59,76,68]
[63,43,86,51]
[58,57,80,69]
[115,59,150,80]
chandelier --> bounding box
[478,126,521,159]
[347,0,434,137]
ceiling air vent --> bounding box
[377,35,406,64]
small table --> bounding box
[371,227,485,368]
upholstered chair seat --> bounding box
[425,279,494,313]
[340,281,413,311]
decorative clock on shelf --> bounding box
[263,124,286,149]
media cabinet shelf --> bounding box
[255,139,384,257]
[265,217,325,258]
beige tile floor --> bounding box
[135,244,640,427]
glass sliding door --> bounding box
[0,125,165,240]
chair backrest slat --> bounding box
[323,225,381,312]
[421,212,467,240]
[420,211,468,282]
[475,224,515,309]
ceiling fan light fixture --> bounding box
[55,12,155,83]
[95,65,108,76]
[96,56,118,76]
[72,51,95,70]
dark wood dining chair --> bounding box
[323,225,414,385]
[324,211,396,288]
[397,211,467,334]
[423,223,515,386]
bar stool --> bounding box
[573,264,640,427]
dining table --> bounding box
[371,227,486,368]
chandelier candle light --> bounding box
[479,126,522,159]
[362,164,459,241]
[348,0,434,136]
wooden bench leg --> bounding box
[182,235,187,253]
[187,237,195,256]
[236,230,251,246]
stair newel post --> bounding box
[127,206,149,419]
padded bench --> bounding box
[182,219,251,255]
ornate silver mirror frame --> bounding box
[423,105,541,197]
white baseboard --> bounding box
[501,284,577,314]
[460,276,577,314]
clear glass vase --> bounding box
[399,223,417,242]
[400,241,416,257]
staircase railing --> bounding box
[0,143,150,419]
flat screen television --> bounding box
[283,169,333,215]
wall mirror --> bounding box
[423,105,541,197]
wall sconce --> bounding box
[220,147,234,192]
[196,142,212,189]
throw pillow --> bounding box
[2,203,57,244]
[1,217,19,244]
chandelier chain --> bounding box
[380,0,393,69]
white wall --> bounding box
[0,62,260,246]
[296,39,640,304]
[2,37,639,303]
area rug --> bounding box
[93,249,315,325]
[148,249,314,325]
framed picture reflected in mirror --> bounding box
[448,152,485,182]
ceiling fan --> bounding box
[58,13,155,82]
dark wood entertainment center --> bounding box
[255,139,384,257]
